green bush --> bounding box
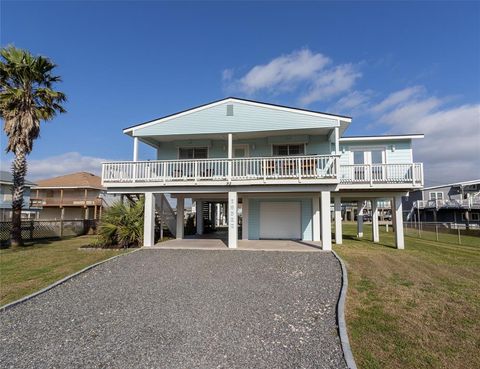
[96,198,144,248]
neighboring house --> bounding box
[32,172,111,220]
[404,179,480,226]
[102,97,424,249]
[0,171,40,220]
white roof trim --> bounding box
[124,98,350,135]
[420,179,480,191]
[340,134,424,142]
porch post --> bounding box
[143,192,155,247]
[334,195,342,244]
[227,133,233,181]
[393,195,405,249]
[196,200,204,235]
[228,191,238,248]
[312,195,321,241]
[357,200,365,238]
[320,191,332,250]
[176,195,184,239]
[242,196,249,240]
[133,137,139,161]
[372,199,380,243]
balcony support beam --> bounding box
[312,195,321,242]
[393,195,405,249]
[228,191,238,248]
[242,196,249,240]
[196,200,204,235]
[320,191,332,250]
[334,195,342,244]
[176,195,185,239]
[357,200,365,238]
[372,199,379,243]
[143,192,155,247]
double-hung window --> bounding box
[178,147,208,159]
[272,144,305,156]
[429,192,444,201]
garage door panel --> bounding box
[260,202,301,239]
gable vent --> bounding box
[226,104,234,116]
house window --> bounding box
[178,147,208,159]
[429,192,444,200]
[272,144,305,156]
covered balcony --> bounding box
[102,156,423,188]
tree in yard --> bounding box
[0,46,66,246]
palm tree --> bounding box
[0,46,66,246]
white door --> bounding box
[260,202,301,239]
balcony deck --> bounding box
[101,155,423,189]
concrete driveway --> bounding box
[0,249,347,369]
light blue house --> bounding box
[0,171,39,221]
[102,97,424,249]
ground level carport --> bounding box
[0,248,347,369]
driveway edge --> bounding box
[332,250,358,369]
[0,248,140,312]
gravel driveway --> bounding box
[0,249,347,369]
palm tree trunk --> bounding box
[11,149,27,247]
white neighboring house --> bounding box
[102,97,424,249]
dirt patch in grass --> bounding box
[335,224,480,369]
[0,236,128,305]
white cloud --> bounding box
[330,90,373,113]
[224,49,360,105]
[377,92,480,185]
[370,85,425,113]
[1,152,109,181]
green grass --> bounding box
[335,224,480,369]
[0,236,129,306]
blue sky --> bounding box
[1,1,479,185]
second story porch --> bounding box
[102,98,424,190]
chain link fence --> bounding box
[0,219,98,246]
[404,221,480,246]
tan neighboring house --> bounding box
[31,172,107,220]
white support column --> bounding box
[357,200,365,238]
[334,195,342,245]
[228,191,238,248]
[312,195,321,241]
[196,200,204,235]
[334,126,340,154]
[393,195,405,249]
[242,196,249,240]
[176,196,184,239]
[143,192,155,247]
[372,199,380,243]
[227,133,233,181]
[133,137,139,162]
[320,191,332,250]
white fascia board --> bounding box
[340,134,424,142]
[31,186,103,190]
[124,98,349,135]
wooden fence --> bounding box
[0,219,98,245]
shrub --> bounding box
[96,198,144,248]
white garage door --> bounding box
[260,202,301,239]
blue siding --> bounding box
[339,139,413,165]
[0,184,32,209]
[135,101,338,137]
[157,134,332,160]
[248,197,313,241]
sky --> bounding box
[1,0,479,186]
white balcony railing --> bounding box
[102,156,423,187]
[416,197,480,209]
[102,155,338,184]
[339,163,423,186]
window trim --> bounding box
[349,146,387,165]
[271,143,306,157]
[429,191,444,201]
[177,146,209,159]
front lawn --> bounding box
[0,236,129,306]
[335,224,480,369]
